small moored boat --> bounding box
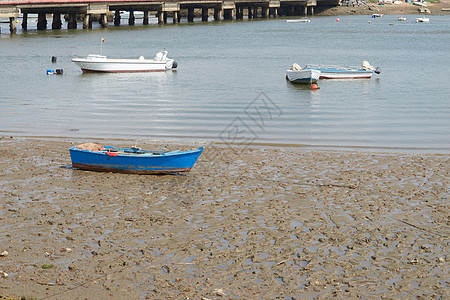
[72,50,178,73]
[70,143,203,174]
[303,61,381,79]
[398,16,407,21]
[415,17,429,23]
[286,19,311,23]
[286,63,321,84]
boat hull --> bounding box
[70,146,203,174]
[286,69,321,83]
[72,56,176,73]
[304,65,373,79]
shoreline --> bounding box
[317,2,450,16]
[1,137,448,299]
[3,135,450,155]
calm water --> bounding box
[1,15,449,152]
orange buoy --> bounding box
[310,84,319,90]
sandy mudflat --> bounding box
[318,1,450,16]
[0,137,448,299]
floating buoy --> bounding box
[47,69,55,75]
[52,56,57,63]
[336,18,340,22]
[310,84,319,90]
[347,22,349,25]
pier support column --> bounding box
[37,13,47,30]
[114,10,121,26]
[202,8,208,21]
[188,8,194,22]
[82,14,91,29]
[235,6,243,19]
[163,12,167,24]
[9,17,16,34]
[53,13,62,29]
[22,13,28,31]
[143,11,149,25]
[100,14,108,28]
[129,11,135,25]
[262,7,269,18]
[309,6,314,16]
[214,8,222,21]
[173,11,180,23]
[67,14,76,29]
[303,6,307,16]
[157,11,164,24]
[223,9,234,20]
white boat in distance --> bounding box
[72,50,177,73]
[286,63,321,84]
[286,19,310,23]
[416,17,429,23]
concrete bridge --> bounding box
[1,0,339,33]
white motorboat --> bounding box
[286,64,321,84]
[398,17,407,21]
[72,50,177,73]
[286,19,311,23]
[416,17,429,23]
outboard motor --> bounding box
[172,61,178,69]
[374,67,381,74]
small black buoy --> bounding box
[52,56,57,63]
[55,69,63,75]
[374,67,381,74]
[172,61,178,69]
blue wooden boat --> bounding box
[70,143,203,174]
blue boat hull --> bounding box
[304,65,373,79]
[70,146,203,174]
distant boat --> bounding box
[413,1,427,7]
[372,14,384,18]
[286,63,320,84]
[398,16,407,21]
[286,19,311,23]
[304,61,381,79]
[70,143,203,174]
[72,50,177,73]
[416,17,430,23]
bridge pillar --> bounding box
[262,6,269,18]
[100,14,107,28]
[223,9,234,20]
[202,8,208,22]
[214,8,222,21]
[188,8,194,22]
[173,11,180,23]
[67,14,76,29]
[248,7,253,19]
[53,13,62,29]
[143,11,149,25]
[9,17,16,34]
[83,14,90,29]
[38,13,47,30]
[114,11,120,26]
[157,11,164,24]
[22,13,28,31]
[129,11,135,25]
[303,6,307,16]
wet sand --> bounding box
[0,137,448,299]
[318,1,450,16]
